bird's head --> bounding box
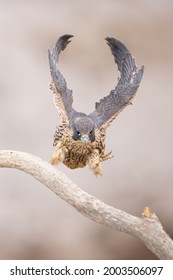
[72,117,95,144]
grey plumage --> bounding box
[48,34,76,124]
[89,37,144,128]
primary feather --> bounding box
[48,34,75,124]
[89,37,144,129]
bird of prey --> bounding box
[48,34,144,175]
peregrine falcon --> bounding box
[48,34,144,175]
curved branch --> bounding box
[0,150,173,259]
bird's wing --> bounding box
[89,38,144,129]
[48,34,76,124]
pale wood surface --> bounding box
[0,150,173,260]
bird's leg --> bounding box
[50,142,68,165]
[87,149,103,176]
[100,150,113,162]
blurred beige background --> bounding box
[0,0,173,259]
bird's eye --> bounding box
[77,131,80,136]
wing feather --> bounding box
[48,34,75,123]
[89,38,144,129]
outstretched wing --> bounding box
[89,37,144,129]
[48,34,76,124]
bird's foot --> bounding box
[50,153,60,165]
[87,149,103,176]
[50,145,68,165]
[93,162,103,176]
[100,151,113,162]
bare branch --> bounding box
[0,150,173,259]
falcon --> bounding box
[48,34,144,175]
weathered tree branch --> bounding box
[0,150,173,259]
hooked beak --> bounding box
[80,134,89,144]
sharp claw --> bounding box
[100,151,113,162]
